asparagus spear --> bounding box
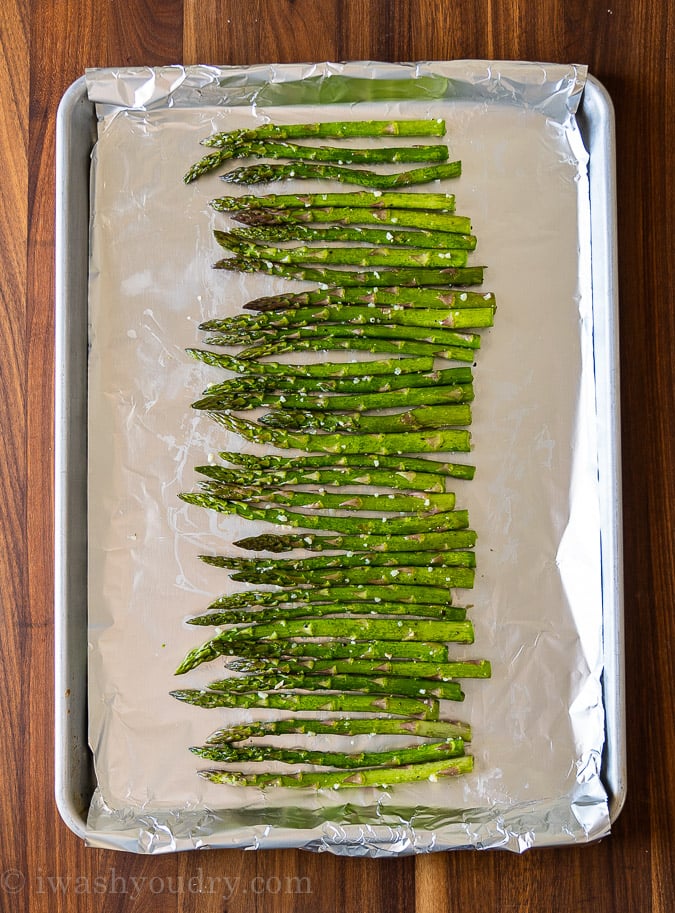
[228,223,477,250]
[207,411,472,454]
[205,583,460,609]
[201,550,476,573]
[194,383,474,414]
[229,657,491,681]
[203,304,493,332]
[234,529,477,552]
[195,463,451,493]
[214,258,485,288]
[204,617,475,645]
[220,161,461,189]
[170,688,438,718]
[181,491,471,535]
[202,365,473,398]
[177,636,453,675]
[243,286,495,311]
[206,324,480,352]
[213,140,449,165]
[186,603,467,628]
[199,755,474,788]
[211,190,457,213]
[198,481,458,513]
[202,119,447,148]
[228,565,475,590]
[257,403,472,433]
[236,336,477,362]
[214,232,469,268]
[187,348,435,377]
[234,207,470,233]
[218,450,473,477]
[191,738,466,768]
[205,716,472,744]
[206,672,464,702]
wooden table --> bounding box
[1,2,673,911]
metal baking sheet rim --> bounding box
[53,70,625,850]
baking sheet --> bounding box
[57,61,621,853]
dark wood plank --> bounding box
[23,3,183,913]
[0,0,29,903]
[2,1,671,911]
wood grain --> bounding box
[0,1,671,911]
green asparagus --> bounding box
[233,529,477,552]
[234,206,470,233]
[228,223,477,250]
[177,636,453,675]
[220,161,461,189]
[214,258,485,287]
[214,232,469,268]
[211,190,457,213]
[186,603,467,628]
[205,716,472,744]
[206,671,464,702]
[217,450,474,478]
[170,688,438,718]
[229,656,491,681]
[243,286,494,311]
[199,755,474,788]
[191,738,465,768]
[197,480,458,513]
[206,410,472,454]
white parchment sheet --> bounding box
[84,62,609,852]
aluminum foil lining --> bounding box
[82,60,611,854]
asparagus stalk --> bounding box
[220,161,461,189]
[194,383,474,414]
[202,119,447,148]
[234,207,470,233]
[206,672,464,702]
[195,463,451,493]
[205,716,472,744]
[257,403,472,433]
[181,490,471,535]
[191,738,465,768]
[201,550,476,573]
[177,636,453,675]
[228,223,477,250]
[217,450,473,478]
[233,529,477,552]
[214,258,485,288]
[228,565,475,589]
[187,348,435,377]
[202,365,473,398]
[204,617,475,645]
[206,584,461,609]
[187,603,467,628]
[199,755,474,788]
[236,336,477,362]
[206,324,480,352]
[243,286,495,311]
[211,190,457,213]
[170,688,438,718]
[216,140,449,165]
[229,656,491,681]
[206,411,472,454]
[198,481,458,513]
[214,232,469,268]
[203,304,493,332]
